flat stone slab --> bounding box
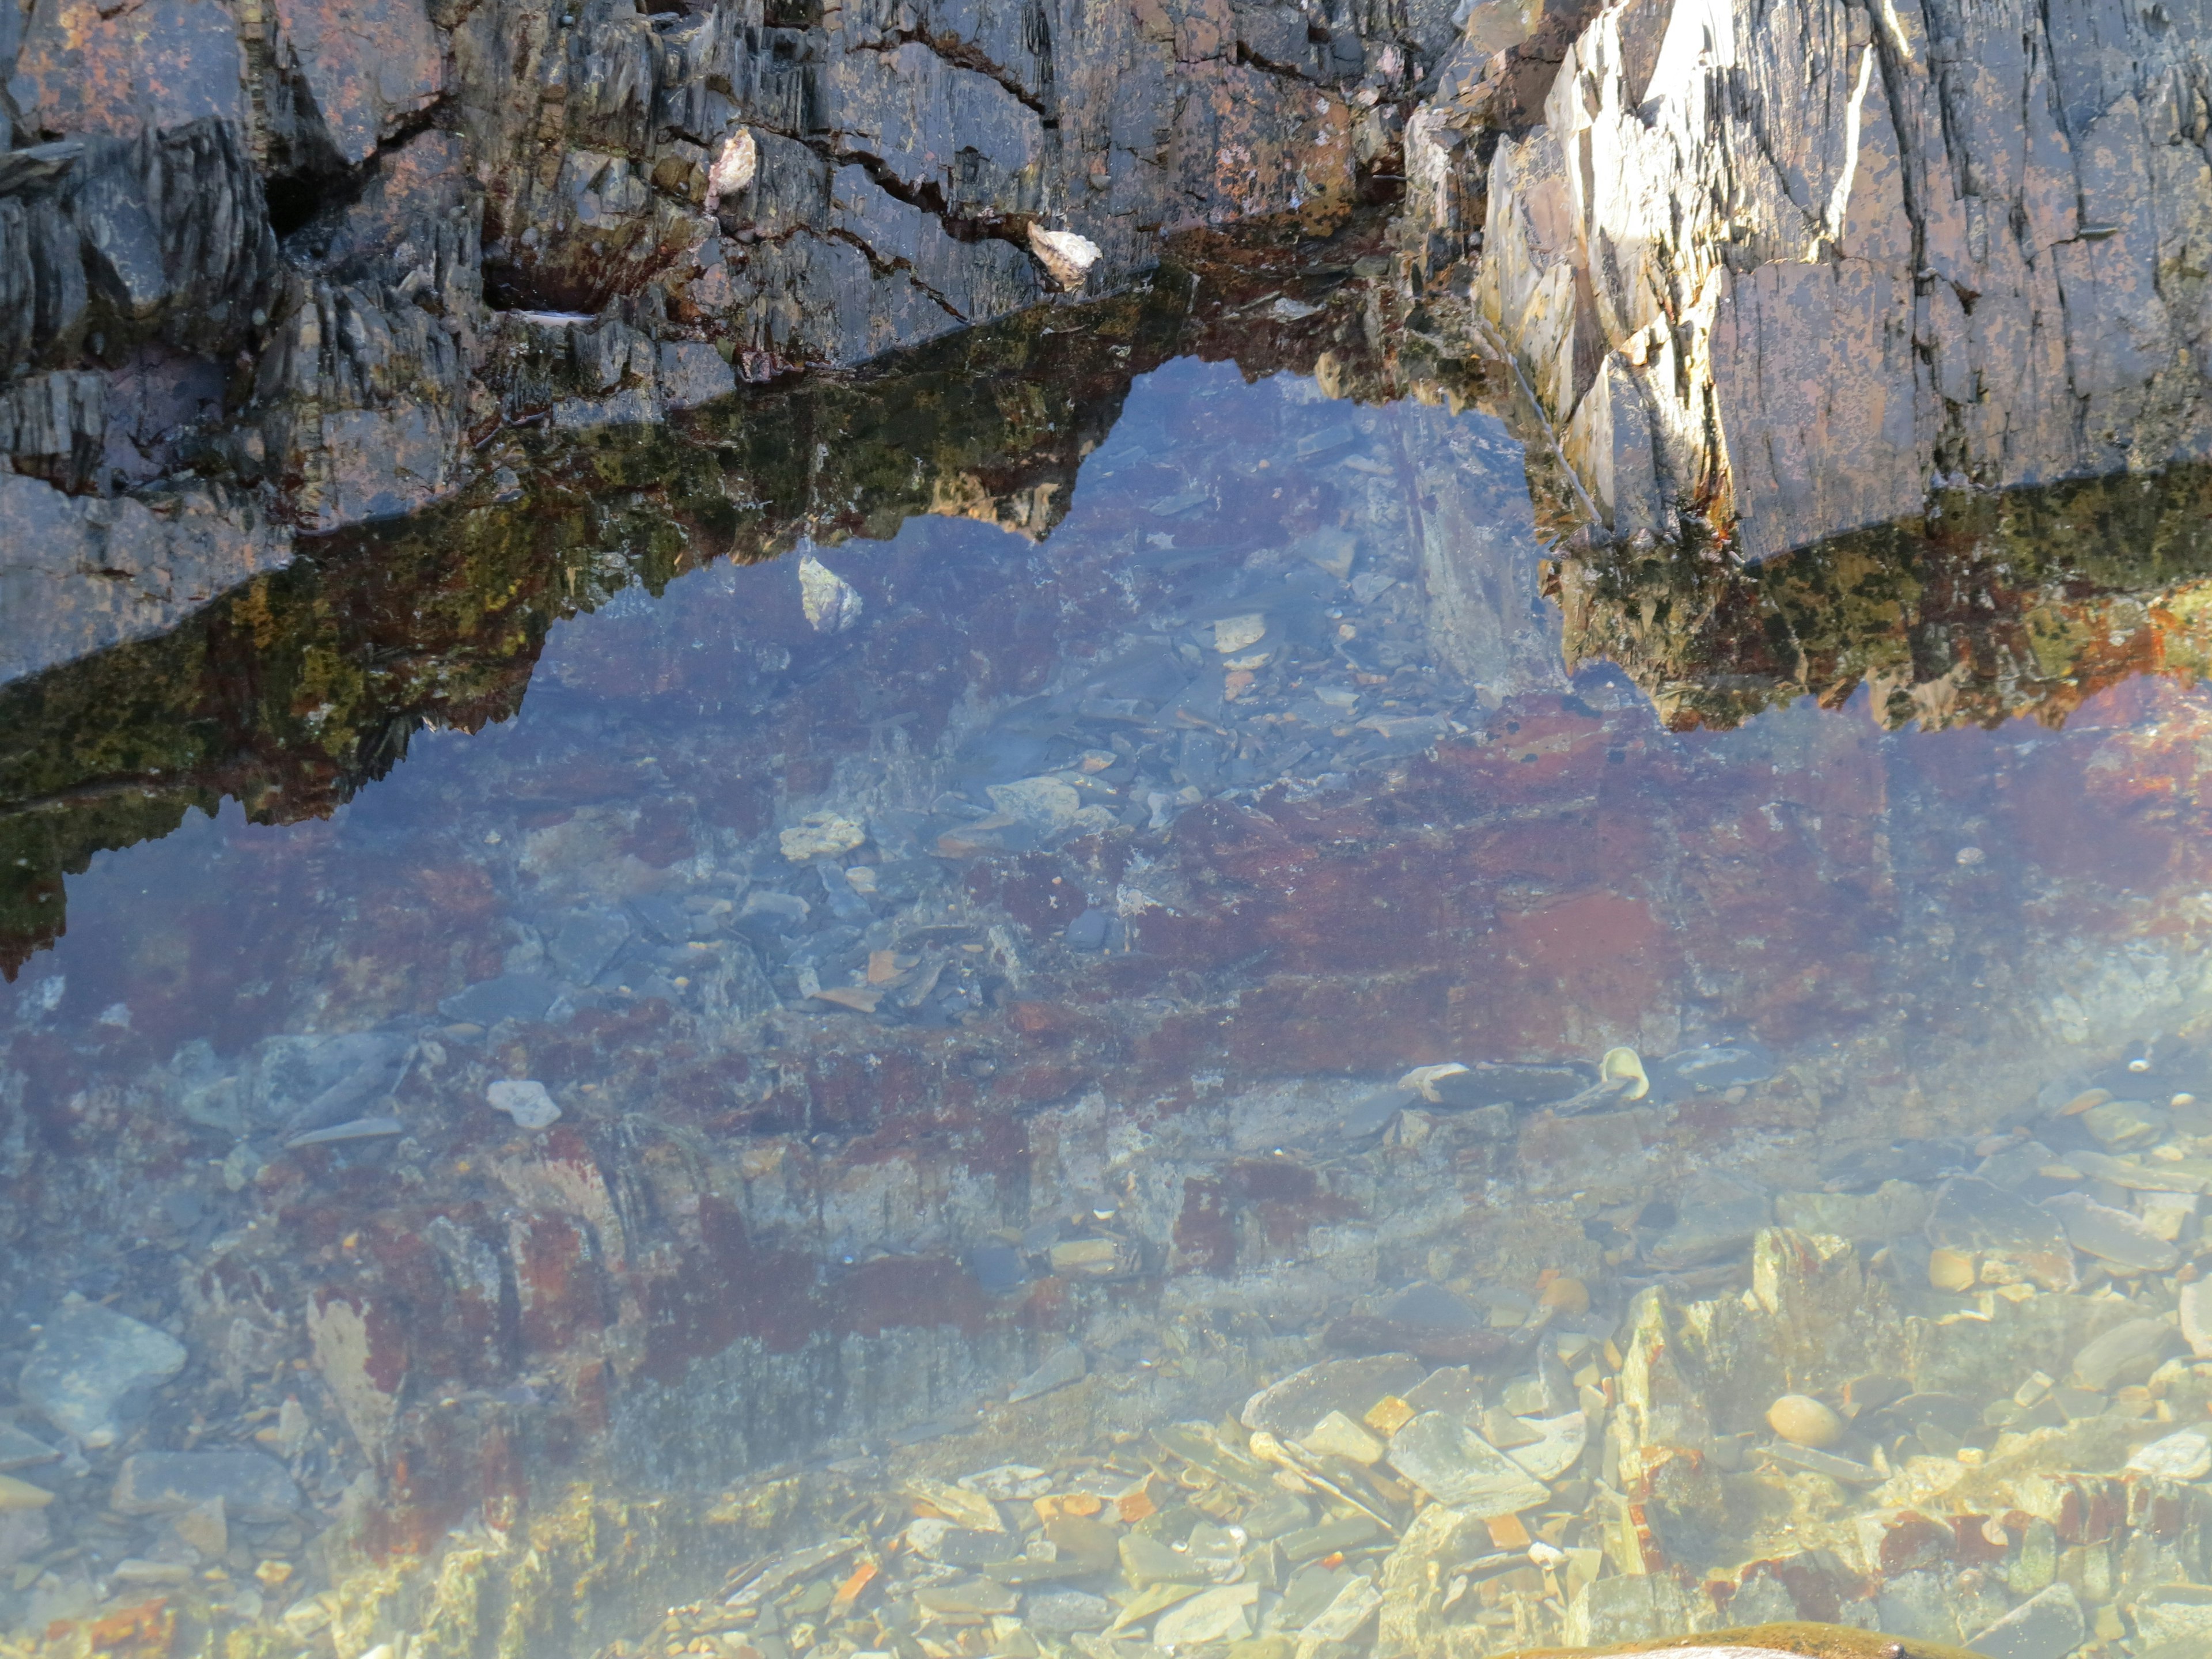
[112,1450,302,1521]
[17,1301,187,1448]
[1966,1584,2085,1659]
[2043,1191,2178,1271]
[1925,1177,2077,1291]
[1385,1410,1551,1516]
[1240,1354,1425,1440]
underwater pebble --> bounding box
[1774,1180,1930,1241]
[113,1450,301,1522]
[2180,1279,2212,1357]
[1297,1409,1384,1465]
[779,809,866,860]
[1927,1245,1978,1291]
[1764,1393,1844,1448]
[1537,1275,1590,1313]
[1926,1176,2077,1291]
[1386,1410,1551,1516]
[0,1475,52,1512]
[2126,1428,2212,1480]
[2071,1316,2179,1391]
[1967,1582,2085,1659]
[487,1079,560,1129]
[1152,1581,1257,1646]
[2044,1190,2179,1270]
[0,1423,59,1473]
[796,555,862,634]
[1503,1411,1588,1480]
[1241,1355,1425,1440]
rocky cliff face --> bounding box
[1429,0,2212,558]
[0,0,1440,671]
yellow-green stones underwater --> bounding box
[1498,1622,1984,1658]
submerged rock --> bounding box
[1506,1626,1984,1657]
[1384,1410,1551,1514]
[112,1450,301,1522]
[17,1300,187,1448]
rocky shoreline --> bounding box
[6,0,2209,688]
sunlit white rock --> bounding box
[705,127,757,210]
[798,553,863,632]
[487,1079,559,1129]
[1027,226,1101,289]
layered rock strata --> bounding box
[0,0,1439,665]
[1441,0,2212,558]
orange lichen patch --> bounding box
[830,1560,878,1615]
[74,1597,175,1656]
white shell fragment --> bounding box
[1027,225,1101,289]
[798,553,864,633]
[704,127,757,210]
[487,1080,560,1129]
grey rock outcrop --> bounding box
[1456,0,2212,556]
[0,0,1437,589]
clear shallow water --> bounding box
[6,350,2212,1657]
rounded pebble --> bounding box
[0,1474,53,1512]
[1537,1275,1590,1314]
[1766,1393,1846,1448]
[1927,1246,1978,1293]
[488,1078,561,1129]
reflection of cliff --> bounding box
[0,232,1488,975]
[1549,466,2212,732]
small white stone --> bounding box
[705,127,757,209]
[487,1080,560,1130]
[1027,225,1101,289]
[798,554,863,632]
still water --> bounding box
[6,304,2212,1658]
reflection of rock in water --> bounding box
[0,248,1497,975]
[0,0,1428,577]
[1547,464,2212,733]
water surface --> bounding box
[6,310,2212,1657]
